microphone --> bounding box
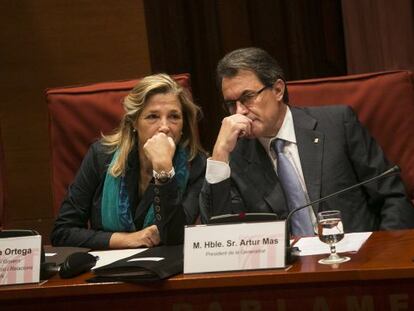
[285,165,401,263]
[59,252,98,279]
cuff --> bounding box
[206,158,231,184]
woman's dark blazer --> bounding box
[51,141,206,249]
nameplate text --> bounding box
[184,221,285,273]
[0,235,41,285]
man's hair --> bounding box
[217,47,289,103]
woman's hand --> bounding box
[109,225,160,248]
[143,132,176,172]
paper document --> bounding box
[294,231,372,256]
[128,257,164,262]
[45,253,57,257]
[90,248,147,270]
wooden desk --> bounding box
[2,230,414,310]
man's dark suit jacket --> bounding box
[200,105,414,232]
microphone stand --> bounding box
[285,165,401,264]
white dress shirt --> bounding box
[206,107,316,230]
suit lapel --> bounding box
[125,143,140,217]
[237,139,288,216]
[291,107,324,214]
[124,144,156,228]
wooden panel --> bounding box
[342,0,414,73]
[0,0,151,240]
[1,230,414,310]
[0,123,5,228]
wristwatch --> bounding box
[153,167,175,183]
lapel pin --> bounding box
[314,138,319,144]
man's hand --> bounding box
[211,114,252,163]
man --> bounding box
[200,47,414,234]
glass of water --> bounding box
[317,210,350,265]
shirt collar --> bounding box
[259,106,296,152]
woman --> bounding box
[51,74,206,249]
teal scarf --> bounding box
[101,147,189,232]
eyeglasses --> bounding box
[223,85,271,113]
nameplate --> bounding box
[183,221,286,274]
[0,235,42,285]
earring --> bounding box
[132,128,137,133]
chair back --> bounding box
[288,70,414,200]
[46,74,191,215]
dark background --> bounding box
[1,0,413,239]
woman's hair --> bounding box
[101,73,203,177]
